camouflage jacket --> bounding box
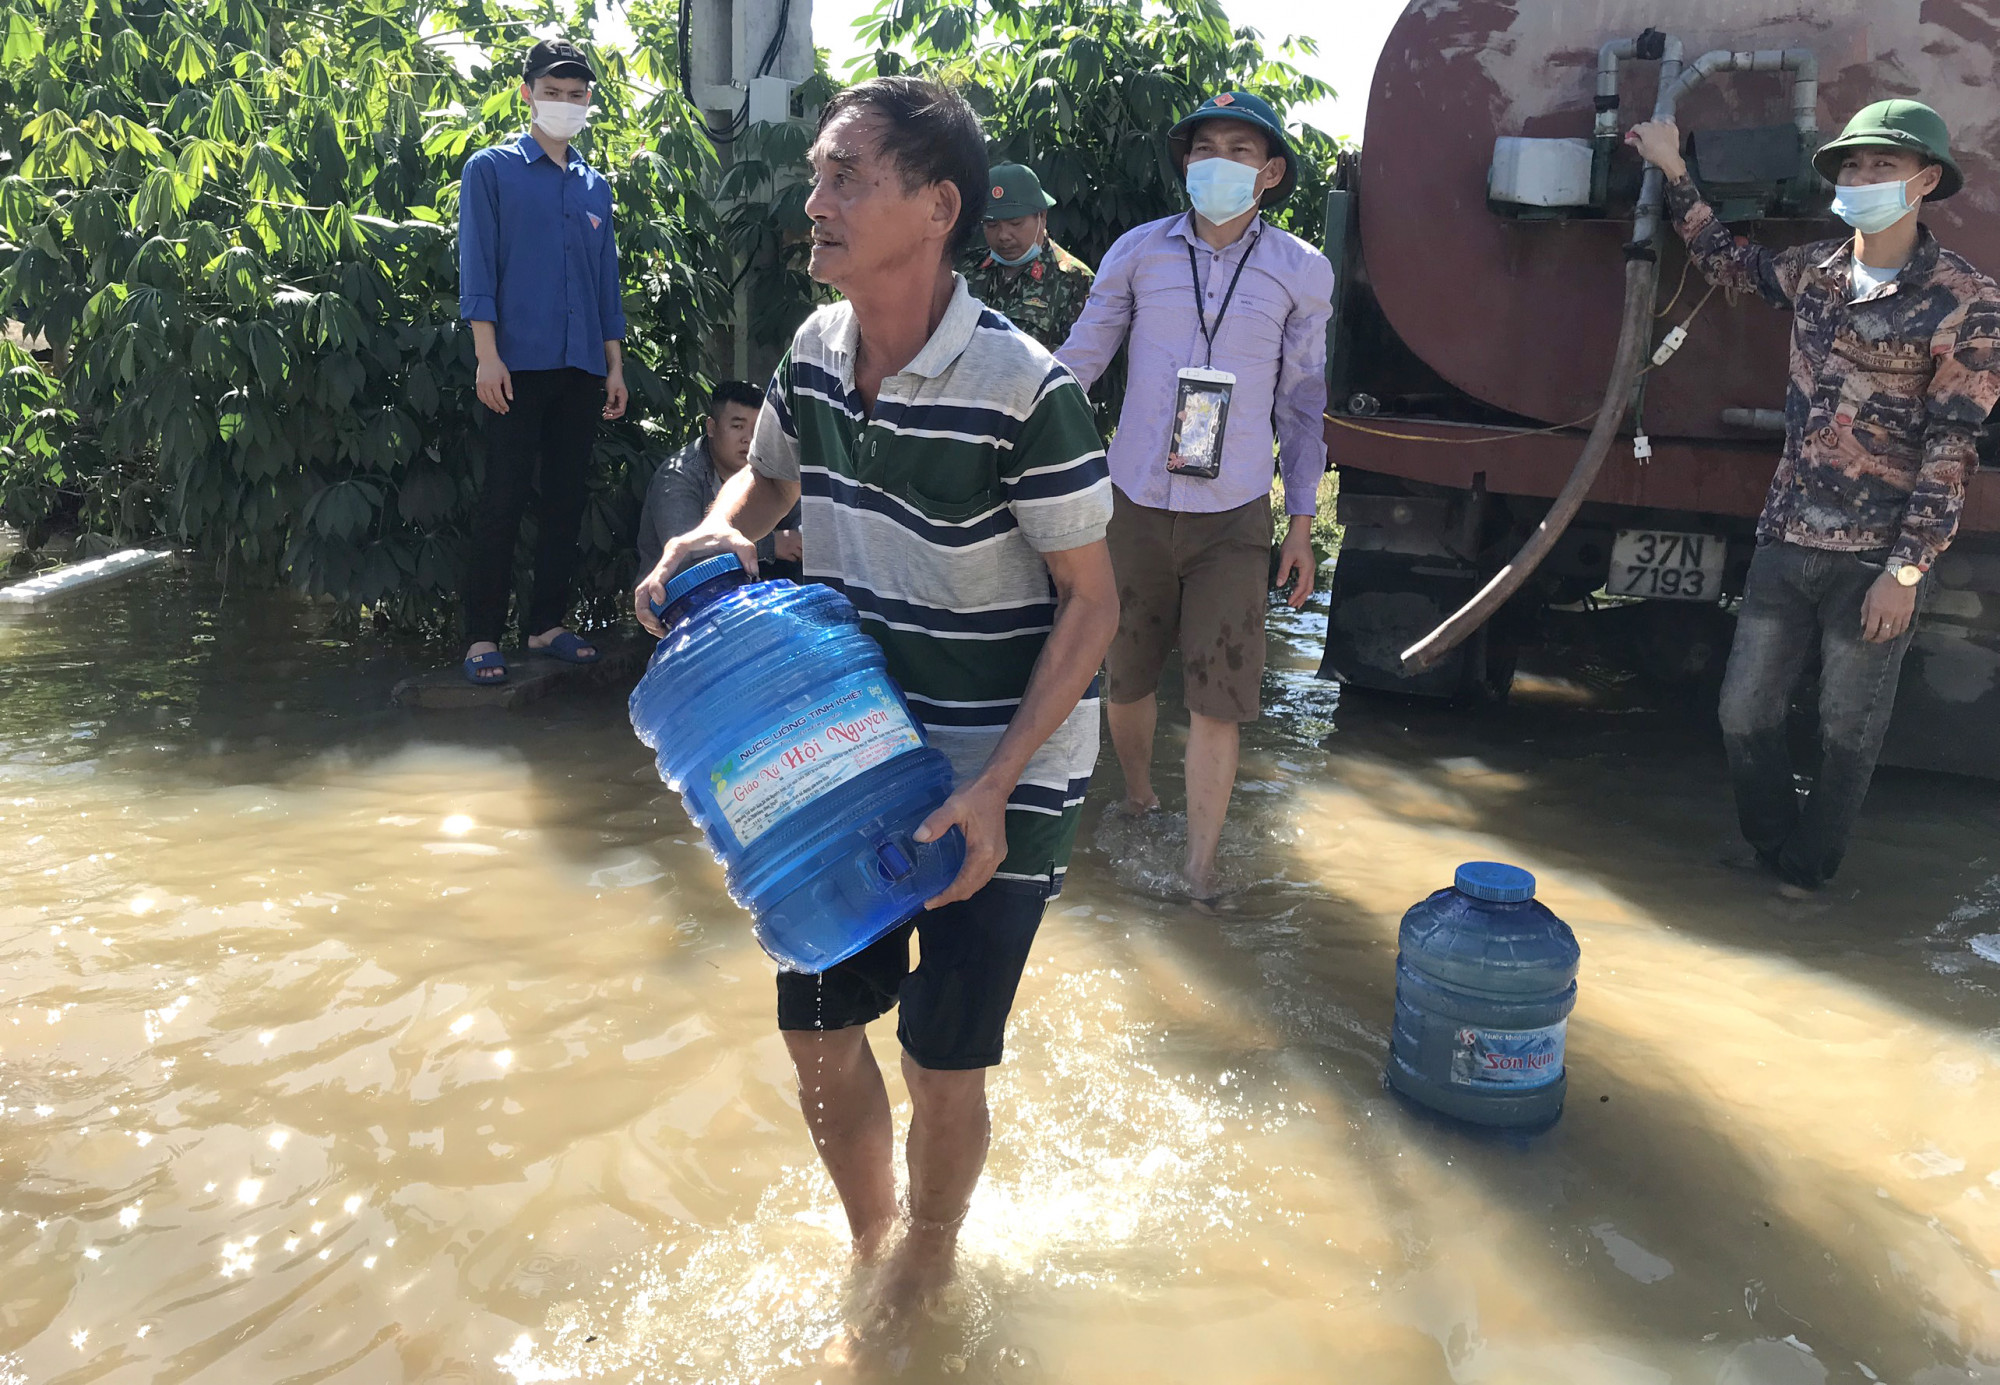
[1668,176,2000,570]
[960,237,1094,352]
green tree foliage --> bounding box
[861,0,1341,263]
[0,0,730,621]
[730,0,1343,398]
[714,60,842,358]
[0,0,1340,618]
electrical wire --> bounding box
[1682,280,1719,326]
[1326,408,1604,445]
[1325,281,1721,446]
[1653,255,1693,318]
[756,0,793,80]
[679,0,793,145]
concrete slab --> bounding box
[391,637,655,710]
[0,549,174,607]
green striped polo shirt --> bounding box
[748,275,1113,894]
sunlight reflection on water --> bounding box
[3,576,2000,1381]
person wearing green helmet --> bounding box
[1056,90,1334,902]
[960,162,1095,351]
[1627,100,2000,896]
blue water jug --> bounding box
[1385,862,1580,1128]
[630,553,966,972]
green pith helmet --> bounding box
[1814,99,1963,201]
[1167,90,1299,208]
[983,163,1057,221]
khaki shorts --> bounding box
[1104,487,1273,722]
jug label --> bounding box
[1449,1020,1566,1088]
[710,674,923,847]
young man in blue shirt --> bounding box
[457,37,628,684]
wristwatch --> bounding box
[1886,558,1923,588]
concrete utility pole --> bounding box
[685,0,817,381]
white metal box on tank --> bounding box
[1487,136,1596,207]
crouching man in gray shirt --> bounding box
[636,380,801,578]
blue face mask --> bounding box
[988,241,1042,267]
[1186,156,1261,224]
[1830,176,1917,235]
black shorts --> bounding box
[775,880,1048,1070]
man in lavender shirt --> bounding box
[1057,91,1333,901]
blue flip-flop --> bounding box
[462,650,508,685]
[537,630,601,665]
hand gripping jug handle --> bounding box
[629,551,969,972]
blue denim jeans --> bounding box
[1716,541,1921,889]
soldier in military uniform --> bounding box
[1629,100,2000,895]
[961,162,1093,351]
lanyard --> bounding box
[1187,220,1262,368]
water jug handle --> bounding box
[874,840,915,884]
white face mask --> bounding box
[1185,156,1261,225]
[532,98,590,142]
[1830,176,1916,235]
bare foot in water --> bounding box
[875,1216,959,1317]
[822,1217,961,1369]
[852,1216,893,1265]
[1183,858,1226,908]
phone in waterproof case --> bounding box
[1167,367,1236,479]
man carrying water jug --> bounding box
[635,77,1118,1351]
[1627,102,2000,895]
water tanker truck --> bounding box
[1317,0,2000,779]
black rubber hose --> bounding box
[1399,254,1661,672]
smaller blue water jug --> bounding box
[1385,862,1580,1128]
[629,553,965,972]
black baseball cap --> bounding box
[523,38,594,84]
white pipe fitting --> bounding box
[1596,38,1638,138]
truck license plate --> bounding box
[1608,529,1723,602]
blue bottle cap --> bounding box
[1454,861,1536,903]
[661,552,746,609]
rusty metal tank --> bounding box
[1360,0,2000,444]
[1320,0,2000,776]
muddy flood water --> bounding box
[5,570,2000,1384]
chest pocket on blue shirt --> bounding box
[567,199,608,244]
